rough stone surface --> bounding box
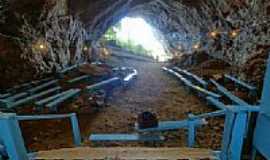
[68,0,270,64]
[0,0,270,86]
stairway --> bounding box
[33,147,217,160]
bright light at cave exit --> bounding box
[116,17,168,62]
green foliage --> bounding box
[103,24,152,57]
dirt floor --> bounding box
[20,57,224,153]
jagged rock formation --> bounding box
[70,0,270,65]
[0,0,270,87]
[19,1,87,73]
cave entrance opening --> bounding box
[103,17,170,62]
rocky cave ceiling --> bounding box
[0,0,269,87]
[3,0,270,65]
[69,0,270,60]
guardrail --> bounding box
[210,79,248,105]
[224,74,256,92]
[0,113,81,160]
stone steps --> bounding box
[33,147,217,160]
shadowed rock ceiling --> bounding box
[0,0,269,88]
[1,0,270,66]
[69,0,269,59]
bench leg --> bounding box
[187,115,196,147]
[70,114,81,146]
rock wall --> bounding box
[70,0,270,66]
[0,0,270,87]
[0,0,72,88]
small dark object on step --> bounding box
[138,112,158,129]
[89,90,107,108]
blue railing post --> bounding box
[0,113,28,160]
[187,114,196,147]
[261,53,270,115]
[229,112,248,160]
[70,113,81,146]
[220,111,235,160]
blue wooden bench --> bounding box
[35,89,73,107]
[46,89,81,112]
[86,77,121,93]
[123,68,138,87]
[0,92,29,108]
[134,117,206,147]
[135,119,206,132]
[163,67,193,86]
[210,79,248,105]
[224,74,257,98]
[1,87,61,109]
[5,93,28,102]
[173,67,208,88]
[89,114,207,147]
[4,77,53,94]
[67,75,91,84]
[7,83,32,93]
[163,67,220,99]
[0,93,11,99]
[27,80,59,95]
[90,134,164,142]
[224,74,257,92]
[59,64,79,75]
[57,62,86,78]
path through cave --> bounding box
[21,57,223,152]
[86,58,218,147]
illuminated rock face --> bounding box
[2,0,270,64]
[70,0,270,65]
[0,0,270,87]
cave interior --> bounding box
[0,0,270,159]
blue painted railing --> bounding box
[207,96,227,110]
[224,74,257,96]
[210,79,248,105]
[0,113,81,160]
[252,54,270,160]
